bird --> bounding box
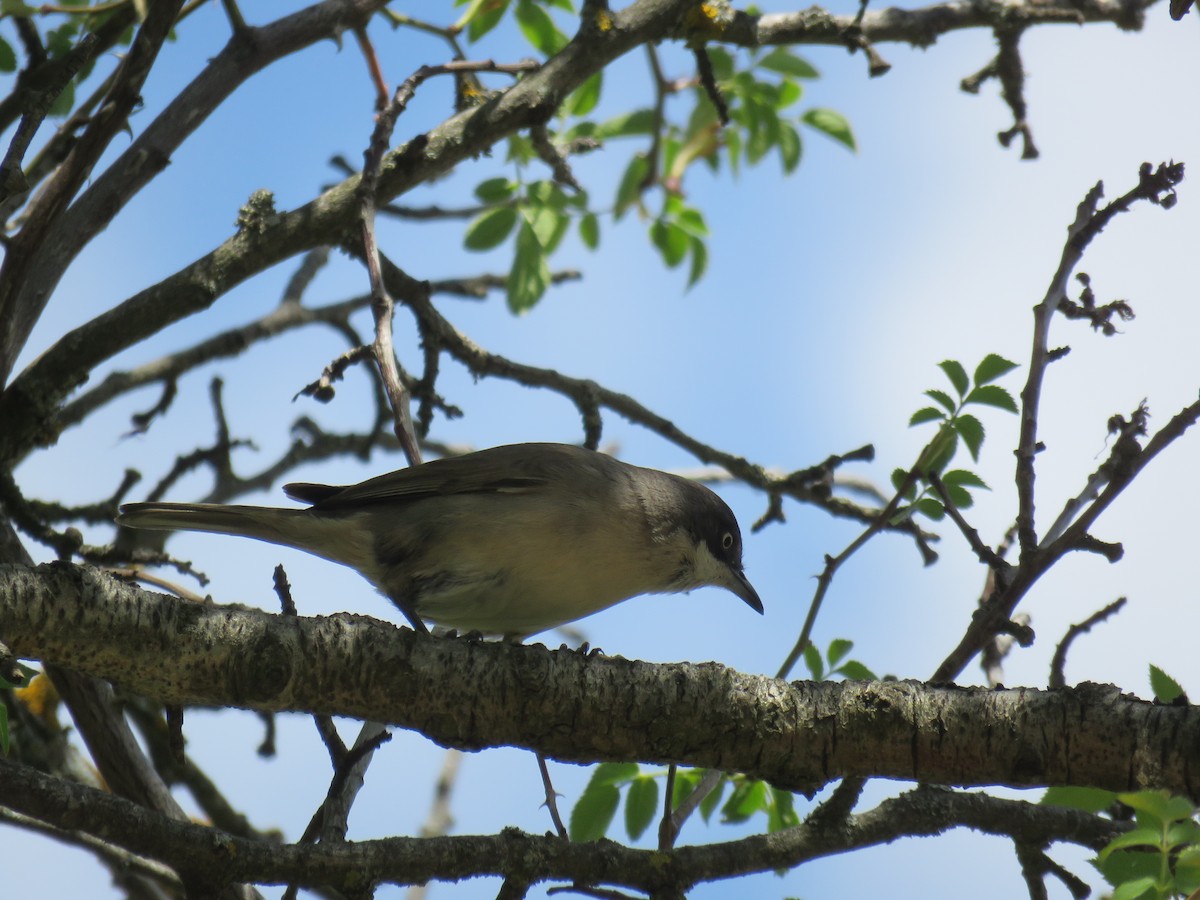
[117,442,762,639]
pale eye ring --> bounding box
[721,532,734,551]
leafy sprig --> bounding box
[453,0,853,307]
[893,353,1019,521]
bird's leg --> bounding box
[394,598,430,635]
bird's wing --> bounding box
[284,443,594,509]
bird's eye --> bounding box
[721,532,734,551]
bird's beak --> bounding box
[724,567,763,614]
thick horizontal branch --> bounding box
[3,562,1197,799]
[737,0,1149,47]
[0,758,1121,894]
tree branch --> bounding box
[0,757,1123,895]
[4,563,1200,798]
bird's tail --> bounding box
[117,502,374,574]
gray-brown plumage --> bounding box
[117,443,761,639]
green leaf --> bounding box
[890,467,916,500]
[1176,845,1200,889]
[595,109,656,140]
[918,425,959,475]
[515,0,568,56]
[1166,819,1200,849]
[671,767,702,807]
[724,127,742,177]
[699,774,726,822]
[909,407,945,426]
[0,703,8,755]
[707,46,735,81]
[803,643,823,679]
[942,481,974,510]
[745,106,777,164]
[953,414,985,462]
[1110,876,1160,900]
[833,660,877,681]
[589,761,640,787]
[1094,846,1164,889]
[526,204,569,253]
[974,353,1020,385]
[767,788,799,833]
[458,0,512,42]
[924,389,957,414]
[778,122,802,173]
[463,206,518,251]
[757,47,820,79]
[965,384,1018,413]
[505,133,535,164]
[776,79,803,110]
[722,779,768,824]
[939,471,983,506]
[1101,826,1168,858]
[565,71,602,117]
[1042,786,1117,813]
[650,220,689,268]
[0,0,36,14]
[1119,790,1194,823]
[562,121,597,141]
[660,135,682,179]
[0,38,16,74]
[802,108,856,151]
[916,497,946,520]
[624,776,659,841]
[941,469,989,490]
[1150,664,1185,703]
[614,154,650,219]
[526,179,560,205]
[686,236,708,289]
[569,782,619,842]
[48,80,75,118]
[675,205,708,238]
[508,222,550,313]
[474,177,515,203]
[579,212,600,249]
[827,638,853,667]
[938,359,970,398]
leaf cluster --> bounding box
[463,177,583,312]
[802,637,877,682]
[0,0,136,115]
[568,762,800,845]
[892,353,1019,522]
[453,0,855,307]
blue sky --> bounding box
[5,2,1200,897]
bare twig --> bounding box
[0,805,183,892]
[928,472,1008,571]
[0,34,99,218]
[1015,163,1183,560]
[531,125,583,191]
[355,59,536,467]
[537,752,569,839]
[993,28,1038,160]
[1049,597,1126,689]
[0,0,186,383]
[692,47,728,125]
